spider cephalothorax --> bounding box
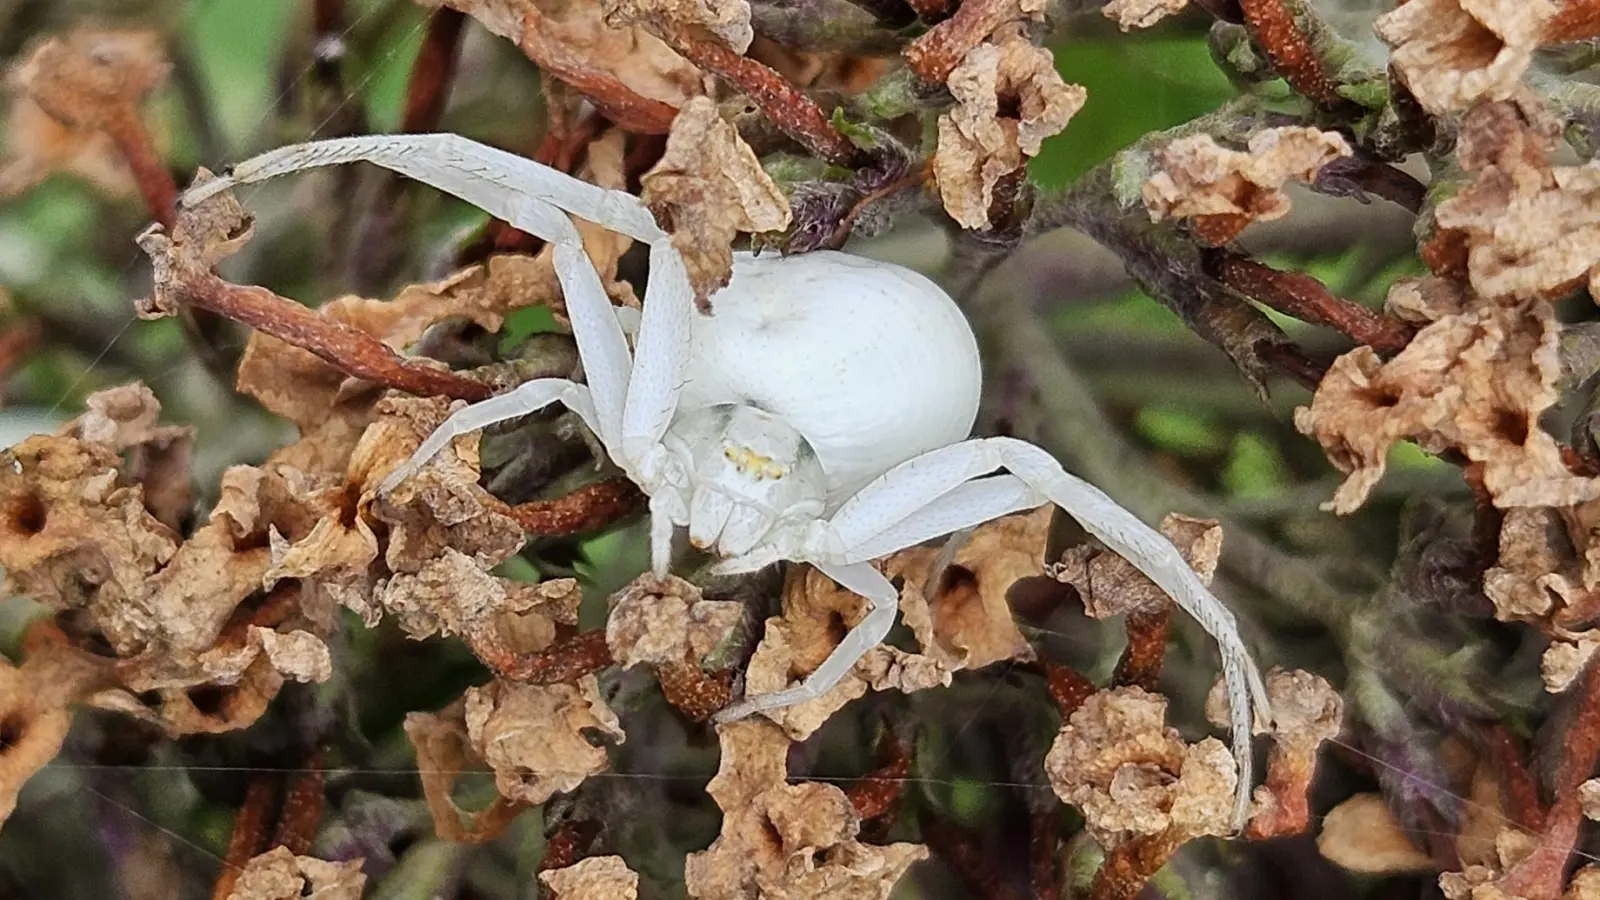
[180,132,1272,827]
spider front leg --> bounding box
[787,436,1269,829]
[713,559,900,720]
[183,134,697,519]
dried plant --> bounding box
[7,0,1600,898]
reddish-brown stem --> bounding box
[1501,658,1600,899]
[270,748,327,856]
[402,8,466,133]
[105,109,177,229]
[1088,830,1186,900]
[1244,751,1313,840]
[656,663,735,721]
[843,732,908,820]
[920,812,1023,900]
[1547,0,1600,42]
[904,0,953,19]
[1029,811,1061,900]
[210,777,276,900]
[1235,0,1343,107]
[474,628,614,684]
[489,477,645,537]
[1256,341,1328,390]
[1113,608,1170,693]
[1216,254,1414,354]
[904,0,1022,84]
[0,320,41,391]
[1478,723,1545,832]
[1043,662,1097,719]
[666,32,863,167]
[515,6,678,134]
[152,271,491,403]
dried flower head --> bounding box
[1375,0,1557,116]
[224,846,365,900]
[684,720,926,899]
[1046,686,1237,848]
[1142,126,1351,245]
[935,24,1085,229]
[1433,101,1600,303]
[1295,282,1597,513]
[641,97,791,307]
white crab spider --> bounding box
[181,133,1272,826]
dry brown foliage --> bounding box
[20,0,1591,896]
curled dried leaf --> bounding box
[934,24,1084,230]
[881,504,1049,670]
[1295,286,1598,513]
[539,856,640,900]
[0,433,178,650]
[1432,101,1600,303]
[1221,669,1343,839]
[1375,0,1556,116]
[61,382,194,530]
[1045,686,1237,848]
[1317,793,1434,874]
[684,720,926,900]
[9,29,168,131]
[1102,0,1188,30]
[427,0,701,125]
[641,97,791,307]
[606,573,742,668]
[601,0,754,53]
[0,635,115,828]
[1142,127,1351,245]
[223,846,365,900]
[744,508,1048,739]
[1050,513,1221,619]
[367,396,526,573]
[1543,634,1600,692]
[403,701,525,842]
[464,676,624,805]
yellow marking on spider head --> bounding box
[724,444,788,480]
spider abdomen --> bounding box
[676,250,982,504]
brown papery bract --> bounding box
[1432,101,1600,303]
[684,720,926,900]
[1051,513,1222,619]
[640,97,791,308]
[1375,0,1556,116]
[934,24,1084,230]
[538,856,641,900]
[422,0,700,131]
[1141,126,1351,246]
[741,507,1049,740]
[222,846,365,900]
[1295,278,1598,514]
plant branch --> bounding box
[513,4,679,134]
[665,30,865,167]
[1212,252,1415,354]
[903,0,1024,84]
[1234,0,1345,108]
[138,225,492,403]
[487,477,646,536]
